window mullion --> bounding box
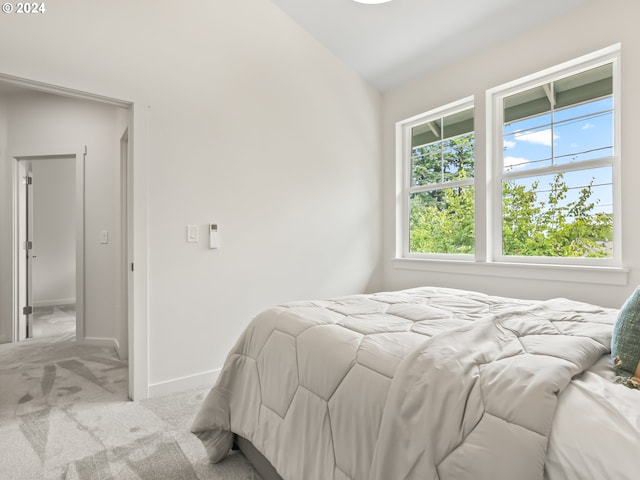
[501,156,613,181]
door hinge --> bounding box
[24,241,33,250]
[23,305,33,315]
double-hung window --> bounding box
[397,45,621,270]
[399,98,475,257]
[490,48,620,266]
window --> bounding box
[491,49,620,266]
[396,45,621,271]
[399,98,475,257]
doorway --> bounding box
[13,151,85,344]
[16,156,78,341]
[0,73,148,400]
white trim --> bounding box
[486,44,622,267]
[10,147,85,343]
[392,258,628,286]
[485,44,621,99]
[0,72,131,108]
[148,369,220,399]
[396,96,475,259]
[83,336,120,350]
[129,102,150,401]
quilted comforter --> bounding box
[192,287,616,480]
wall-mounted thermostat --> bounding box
[209,224,220,249]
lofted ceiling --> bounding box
[269,0,594,92]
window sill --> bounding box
[392,257,629,286]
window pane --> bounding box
[411,121,439,149]
[502,64,614,173]
[554,96,612,123]
[554,63,612,110]
[504,85,551,125]
[442,108,474,140]
[410,187,475,254]
[442,133,475,181]
[502,166,613,258]
[503,116,553,171]
[412,134,475,186]
[411,107,474,187]
[411,144,442,186]
[553,100,613,165]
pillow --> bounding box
[611,287,640,389]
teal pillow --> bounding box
[612,287,640,389]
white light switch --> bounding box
[100,230,109,244]
[187,225,199,243]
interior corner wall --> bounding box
[381,0,640,308]
[0,0,382,393]
[0,91,126,345]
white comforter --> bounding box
[192,287,617,480]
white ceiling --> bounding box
[269,0,593,92]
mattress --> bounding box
[192,286,639,480]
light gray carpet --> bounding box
[0,327,261,480]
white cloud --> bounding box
[514,129,557,147]
[504,140,516,149]
[582,123,595,130]
[504,156,528,169]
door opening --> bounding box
[0,71,148,400]
[13,151,85,344]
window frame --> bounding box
[395,45,625,282]
[396,96,475,260]
[487,45,622,267]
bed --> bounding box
[191,286,640,480]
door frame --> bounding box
[1,71,149,401]
[15,159,32,341]
[12,151,85,343]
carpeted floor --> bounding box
[0,321,261,480]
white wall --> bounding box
[0,0,382,393]
[0,91,127,348]
[381,0,640,308]
[31,157,76,307]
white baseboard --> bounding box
[148,369,220,398]
[33,298,76,308]
[83,337,120,350]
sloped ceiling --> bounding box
[270,0,594,91]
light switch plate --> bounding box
[187,225,199,243]
[100,230,109,244]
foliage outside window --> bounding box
[406,102,475,255]
[497,61,617,262]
